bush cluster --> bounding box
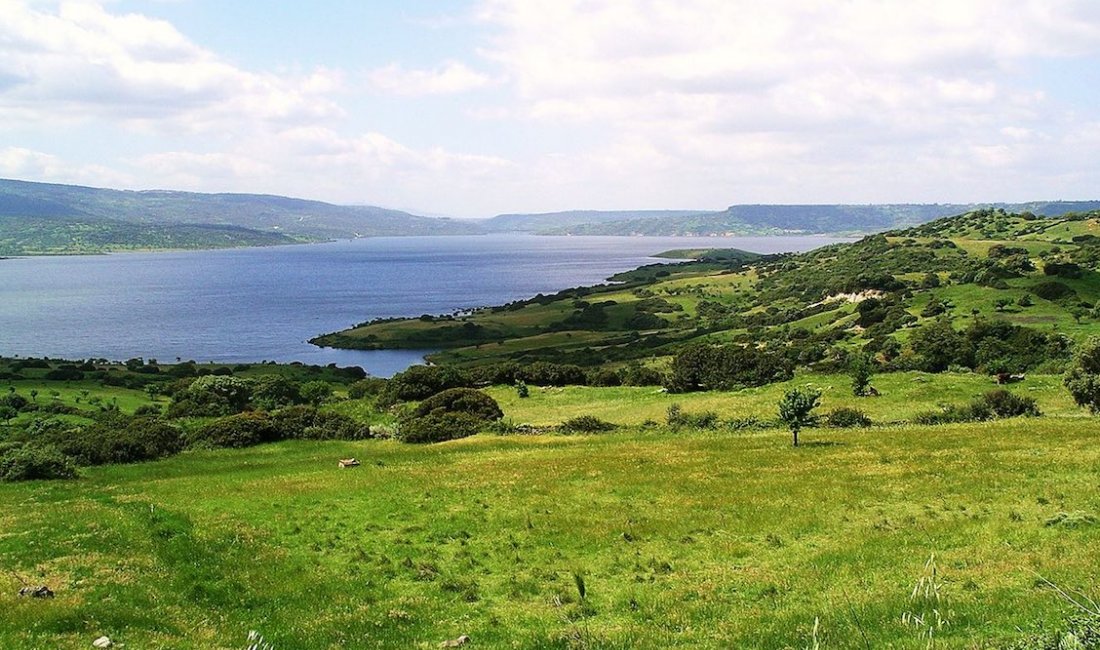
[825,407,872,428]
[396,388,503,444]
[558,415,616,434]
[913,389,1040,425]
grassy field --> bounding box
[487,372,1081,427]
[2,415,1099,649]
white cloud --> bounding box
[0,0,343,129]
[367,60,493,96]
[0,146,134,187]
[471,0,1100,207]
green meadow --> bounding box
[3,383,1099,648]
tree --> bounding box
[778,387,821,447]
[299,381,333,406]
[850,354,874,396]
[1065,336,1100,413]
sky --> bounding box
[1,1,1100,217]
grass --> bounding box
[2,415,1099,648]
[487,371,1078,427]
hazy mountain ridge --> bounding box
[497,202,1100,236]
[483,209,716,232]
[0,179,481,247]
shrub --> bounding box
[42,415,184,465]
[1065,336,1100,413]
[913,390,1039,425]
[268,406,370,441]
[415,388,503,421]
[188,412,280,449]
[666,403,720,429]
[559,415,616,434]
[44,367,84,381]
[666,343,793,392]
[250,375,303,409]
[825,407,872,428]
[586,367,622,387]
[134,404,161,416]
[397,388,503,444]
[0,392,29,411]
[0,444,77,481]
[381,365,470,405]
[1032,280,1076,301]
[981,389,1041,418]
[516,362,588,387]
[347,378,387,400]
[396,411,483,444]
[620,364,665,386]
[300,380,334,406]
[515,381,529,398]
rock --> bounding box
[92,636,112,648]
[18,585,54,598]
[440,634,470,648]
[338,458,361,469]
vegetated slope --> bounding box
[482,209,716,232]
[539,201,1100,236]
[314,207,1100,373]
[0,215,299,254]
[0,178,482,253]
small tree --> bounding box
[850,354,874,397]
[1065,336,1100,413]
[778,387,821,447]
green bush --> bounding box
[43,415,184,465]
[825,407,872,428]
[1032,280,1075,301]
[300,380,334,406]
[188,412,280,449]
[913,390,1039,425]
[981,389,1041,418]
[250,375,303,410]
[347,378,387,400]
[269,406,370,441]
[415,388,503,421]
[381,365,470,405]
[559,415,616,434]
[396,411,483,444]
[396,387,503,444]
[666,403,720,429]
[0,444,77,481]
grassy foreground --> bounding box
[2,419,1099,648]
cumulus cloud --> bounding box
[0,0,343,128]
[473,0,1100,206]
[367,60,493,96]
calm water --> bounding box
[0,235,849,376]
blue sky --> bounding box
[2,1,1100,217]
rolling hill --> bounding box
[0,178,482,253]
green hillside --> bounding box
[315,208,1100,375]
[533,202,1100,236]
[0,178,481,253]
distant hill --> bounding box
[509,202,1100,236]
[482,210,715,233]
[0,178,482,253]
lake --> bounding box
[0,234,851,376]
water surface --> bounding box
[0,235,850,376]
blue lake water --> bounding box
[0,234,850,376]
